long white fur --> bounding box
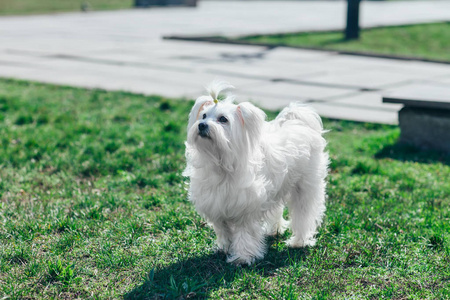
[184,81,329,265]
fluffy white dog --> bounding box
[183,81,329,265]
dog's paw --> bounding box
[214,245,230,255]
[216,239,231,254]
[286,236,316,248]
[226,254,255,266]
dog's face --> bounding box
[186,96,266,172]
[194,100,234,140]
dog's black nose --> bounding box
[198,122,208,131]
[198,122,209,137]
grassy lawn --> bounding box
[0,78,449,299]
[0,0,132,15]
[235,22,450,63]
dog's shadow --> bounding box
[124,237,310,299]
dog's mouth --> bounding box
[198,131,211,139]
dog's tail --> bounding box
[275,103,324,133]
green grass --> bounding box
[236,22,450,62]
[0,78,449,299]
[0,0,133,15]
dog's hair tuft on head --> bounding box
[205,80,234,103]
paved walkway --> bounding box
[1,1,450,124]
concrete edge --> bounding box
[164,22,450,65]
[383,96,450,110]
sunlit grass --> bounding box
[0,79,449,299]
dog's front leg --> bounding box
[211,220,232,254]
[226,218,265,265]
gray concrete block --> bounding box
[398,107,450,153]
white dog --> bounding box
[183,81,329,265]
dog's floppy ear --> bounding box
[236,102,266,143]
[187,96,213,130]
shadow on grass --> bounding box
[375,142,450,165]
[236,33,347,48]
[316,38,347,48]
[124,238,310,299]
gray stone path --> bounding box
[1,1,450,124]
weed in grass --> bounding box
[105,141,121,153]
[46,259,81,285]
[351,158,381,175]
[55,231,81,251]
[96,244,138,269]
[262,282,298,300]
[428,234,445,251]
[164,275,207,299]
[141,193,162,209]
[4,245,32,265]
[24,260,42,278]
[15,114,33,125]
[36,114,49,125]
[159,100,172,111]
[0,100,10,112]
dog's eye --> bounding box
[203,114,206,119]
[218,116,228,123]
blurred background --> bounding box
[0,0,449,125]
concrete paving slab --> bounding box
[0,54,268,98]
[310,102,399,125]
[236,92,309,111]
[370,61,450,78]
[434,76,450,85]
[316,55,428,72]
[0,52,56,65]
[238,92,399,124]
[257,47,336,63]
[329,91,403,111]
[156,42,270,58]
[415,78,450,89]
[305,68,424,90]
[203,60,324,81]
[238,81,356,102]
[0,65,203,98]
